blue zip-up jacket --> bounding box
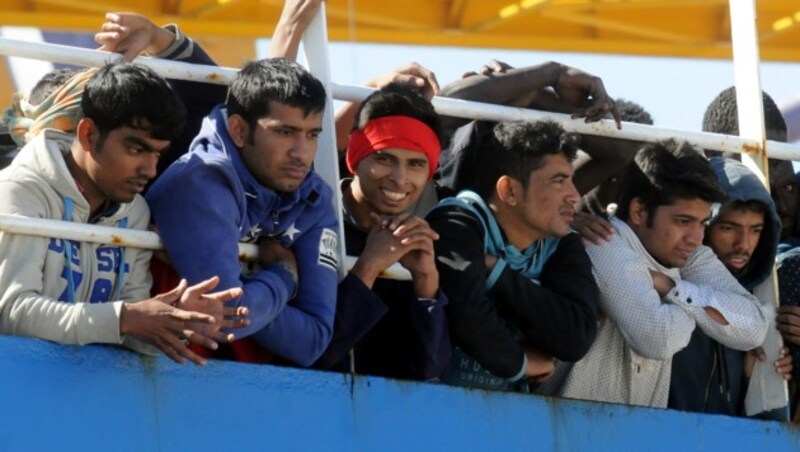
[146,105,339,366]
[670,157,780,416]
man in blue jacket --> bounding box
[146,58,339,367]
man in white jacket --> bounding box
[556,140,768,407]
[0,63,246,365]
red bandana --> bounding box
[346,115,440,180]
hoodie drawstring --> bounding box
[61,197,129,303]
[62,198,76,303]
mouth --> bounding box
[725,254,750,270]
[380,188,410,203]
[676,247,695,260]
[127,180,148,193]
[283,165,309,179]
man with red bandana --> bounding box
[426,120,600,391]
[313,84,451,380]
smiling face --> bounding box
[707,205,765,274]
[629,197,713,269]
[231,101,323,193]
[350,147,430,217]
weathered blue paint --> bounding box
[0,335,797,451]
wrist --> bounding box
[147,26,177,55]
[350,259,379,289]
[119,302,133,335]
[275,260,298,285]
[411,271,438,299]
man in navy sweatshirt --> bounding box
[146,58,339,367]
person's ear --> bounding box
[75,118,97,152]
[629,197,647,226]
[496,175,521,206]
[227,114,250,148]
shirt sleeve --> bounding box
[147,161,294,334]
[0,180,122,345]
[675,245,768,350]
[587,237,696,360]
[489,233,599,362]
[313,273,388,370]
[404,289,452,380]
[428,205,526,379]
[250,210,339,367]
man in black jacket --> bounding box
[427,120,600,391]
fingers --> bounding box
[156,334,207,366]
[154,278,188,305]
[183,328,219,351]
[776,313,800,345]
[393,218,439,242]
[169,308,216,325]
[184,276,221,297]
[571,212,613,245]
[390,62,439,97]
[752,346,767,362]
[204,287,244,304]
[221,306,250,330]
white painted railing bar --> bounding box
[1,37,799,160]
[0,214,412,281]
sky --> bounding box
[258,39,800,137]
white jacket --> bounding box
[0,130,152,346]
[558,217,767,408]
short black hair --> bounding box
[354,82,441,139]
[703,86,787,144]
[616,139,726,226]
[29,68,78,105]
[615,98,654,125]
[81,62,186,142]
[226,58,326,127]
[473,120,579,199]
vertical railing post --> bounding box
[730,0,789,418]
[301,4,347,279]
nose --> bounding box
[565,180,580,205]
[686,223,704,247]
[289,135,315,163]
[389,163,408,184]
[140,153,158,179]
[735,230,757,254]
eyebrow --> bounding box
[674,214,710,223]
[124,136,161,153]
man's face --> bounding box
[769,160,798,240]
[238,102,323,193]
[87,125,167,204]
[706,206,764,274]
[630,198,712,268]
[513,153,579,241]
[352,147,430,215]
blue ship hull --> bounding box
[1,335,798,451]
